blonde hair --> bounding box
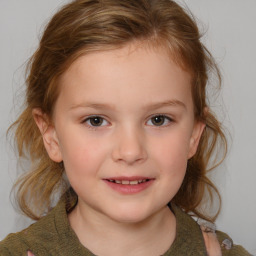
[11,0,227,221]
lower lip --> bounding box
[103,179,154,195]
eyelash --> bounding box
[82,116,109,130]
[147,115,173,127]
[82,114,174,129]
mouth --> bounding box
[103,177,154,194]
[106,179,151,185]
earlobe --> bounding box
[32,108,63,163]
[188,121,205,159]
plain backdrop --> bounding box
[0,0,255,254]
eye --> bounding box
[147,115,172,126]
[83,116,109,127]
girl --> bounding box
[0,0,251,255]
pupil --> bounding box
[91,117,102,126]
[153,116,164,126]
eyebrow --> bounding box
[69,100,186,111]
[69,103,116,111]
[143,100,187,111]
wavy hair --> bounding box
[10,0,227,221]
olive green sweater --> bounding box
[0,195,251,255]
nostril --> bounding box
[112,146,147,164]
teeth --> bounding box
[109,179,149,185]
[129,180,139,185]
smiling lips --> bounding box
[103,177,154,194]
[107,179,150,185]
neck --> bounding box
[68,202,176,256]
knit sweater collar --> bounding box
[50,192,207,255]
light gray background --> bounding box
[0,0,255,254]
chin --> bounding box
[106,206,158,225]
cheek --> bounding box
[151,131,191,168]
[149,131,191,195]
[59,134,109,177]
[149,137,189,204]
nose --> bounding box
[111,127,147,165]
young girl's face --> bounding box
[42,43,204,223]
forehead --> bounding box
[60,42,191,84]
[61,40,192,79]
[56,43,193,113]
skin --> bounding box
[34,43,205,256]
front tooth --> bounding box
[121,180,129,185]
[115,180,122,184]
[130,180,139,185]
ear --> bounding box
[188,120,205,159]
[32,108,63,163]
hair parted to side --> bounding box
[11,0,227,221]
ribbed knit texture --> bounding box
[0,194,251,255]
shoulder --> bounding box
[0,233,22,255]
[0,198,68,255]
[198,217,252,255]
[216,230,252,256]
[0,211,57,255]
[0,228,33,255]
[172,204,252,255]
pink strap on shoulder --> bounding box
[198,219,222,255]
[202,230,222,256]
